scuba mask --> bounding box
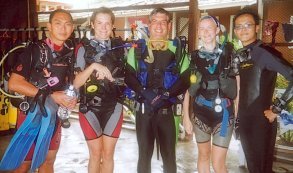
[147,40,168,51]
[198,46,222,61]
[198,45,222,74]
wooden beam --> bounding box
[188,0,200,51]
[38,2,189,14]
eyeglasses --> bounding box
[234,23,255,30]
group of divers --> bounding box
[0,5,293,173]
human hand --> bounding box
[264,108,278,123]
[93,63,114,81]
[183,115,193,135]
[140,89,169,111]
[51,91,77,109]
[29,88,51,116]
[233,117,240,140]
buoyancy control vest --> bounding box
[11,39,75,111]
[189,42,236,100]
[129,38,188,92]
[30,40,74,90]
[78,37,125,111]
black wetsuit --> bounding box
[236,40,293,173]
[125,42,190,173]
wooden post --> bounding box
[188,0,200,51]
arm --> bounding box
[261,48,293,122]
[74,63,113,89]
[73,45,113,89]
[234,75,240,118]
[8,73,38,97]
[9,68,76,109]
[233,75,240,139]
[182,90,193,135]
[124,48,144,93]
[265,80,293,122]
[124,64,143,93]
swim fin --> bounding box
[31,96,58,171]
[0,105,42,170]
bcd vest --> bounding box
[80,37,125,101]
[10,40,74,109]
[134,39,184,91]
[189,42,237,100]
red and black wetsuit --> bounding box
[76,38,125,140]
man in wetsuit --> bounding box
[233,8,293,173]
[125,8,190,173]
[8,9,76,172]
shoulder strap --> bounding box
[133,39,147,72]
[190,50,199,71]
[221,42,233,68]
[173,36,187,74]
[31,41,50,72]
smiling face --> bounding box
[234,14,259,46]
[148,12,171,40]
[47,12,74,46]
[198,18,220,46]
[91,13,113,40]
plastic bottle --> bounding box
[57,85,76,128]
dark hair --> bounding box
[200,15,220,27]
[149,8,172,23]
[49,9,73,23]
[90,7,115,24]
[233,7,260,27]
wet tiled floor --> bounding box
[53,119,249,173]
[1,118,292,173]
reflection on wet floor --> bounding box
[1,118,291,173]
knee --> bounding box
[43,153,57,166]
[102,150,114,162]
[212,161,226,173]
[89,151,102,162]
[198,152,210,162]
[88,145,103,161]
[12,162,31,173]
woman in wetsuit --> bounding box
[74,7,125,173]
[183,16,238,173]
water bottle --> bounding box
[57,85,76,128]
